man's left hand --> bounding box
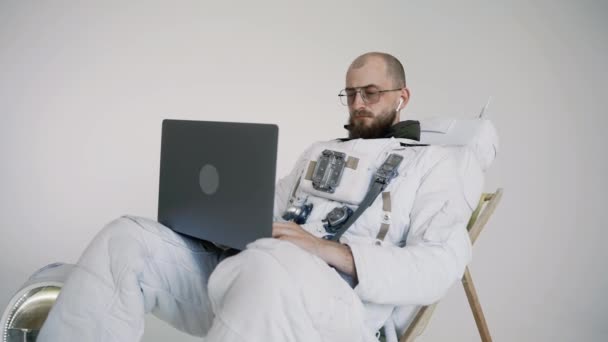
[272,221,358,279]
[272,221,323,257]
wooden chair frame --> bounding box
[399,188,503,342]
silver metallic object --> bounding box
[312,150,347,193]
[1,263,74,342]
[282,198,313,225]
[323,206,353,234]
[375,154,403,185]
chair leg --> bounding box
[399,303,438,342]
[462,267,492,342]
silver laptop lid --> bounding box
[158,119,278,250]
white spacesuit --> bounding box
[37,131,484,342]
[274,137,478,337]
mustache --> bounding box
[345,110,373,131]
[352,110,374,118]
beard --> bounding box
[346,108,397,139]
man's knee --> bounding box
[94,215,147,240]
[75,215,151,274]
[110,215,215,254]
[92,215,168,251]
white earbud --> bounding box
[395,98,403,111]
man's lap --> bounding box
[113,216,371,340]
[207,238,372,341]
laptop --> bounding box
[157,119,278,250]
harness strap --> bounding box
[330,154,403,241]
[375,192,391,241]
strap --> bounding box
[329,154,403,241]
[375,192,391,241]
[400,142,428,147]
[345,156,359,170]
[382,191,392,211]
[329,181,385,241]
[304,161,316,180]
[283,166,308,217]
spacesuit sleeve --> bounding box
[273,144,317,221]
[348,150,473,306]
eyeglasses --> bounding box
[338,85,403,106]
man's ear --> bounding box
[400,87,411,109]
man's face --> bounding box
[344,57,402,139]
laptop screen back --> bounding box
[158,119,278,250]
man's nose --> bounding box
[351,91,366,110]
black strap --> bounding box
[400,142,428,147]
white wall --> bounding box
[1,0,606,341]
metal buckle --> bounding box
[312,150,347,193]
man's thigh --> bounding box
[208,238,371,341]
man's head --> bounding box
[342,52,410,139]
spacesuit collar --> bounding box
[340,120,421,141]
[383,120,421,141]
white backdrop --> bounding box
[1,1,606,341]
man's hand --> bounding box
[272,221,322,256]
[272,221,358,280]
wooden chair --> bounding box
[398,188,504,342]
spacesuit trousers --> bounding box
[37,215,374,342]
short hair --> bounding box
[349,52,406,88]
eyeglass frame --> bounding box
[338,85,404,106]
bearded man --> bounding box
[39,52,471,342]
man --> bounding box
[38,52,472,342]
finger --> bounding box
[273,222,301,233]
[271,225,282,238]
[272,224,294,238]
[273,222,296,230]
